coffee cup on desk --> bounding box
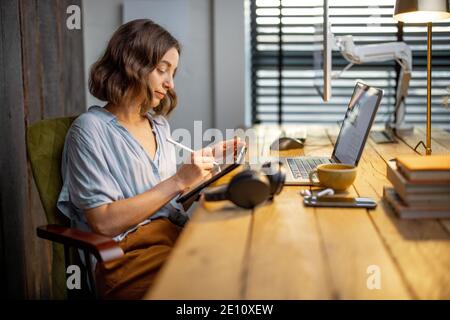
[309,163,357,191]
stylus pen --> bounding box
[166,137,221,170]
[233,136,237,162]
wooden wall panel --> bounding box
[38,0,65,119]
[0,0,85,299]
[0,0,29,299]
[61,0,85,117]
[19,0,51,299]
[20,0,43,123]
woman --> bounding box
[57,19,235,299]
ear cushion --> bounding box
[227,170,271,209]
[261,161,286,196]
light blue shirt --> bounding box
[57,106,186,242]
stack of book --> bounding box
[384,154,450,219]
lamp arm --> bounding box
[333,35,413,131]
[393,62,412,129]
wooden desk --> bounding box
[145,126,450,299]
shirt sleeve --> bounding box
[63,127,123,211]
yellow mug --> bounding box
[308,163,357,191]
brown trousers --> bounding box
[95,218,182,300]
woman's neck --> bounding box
[105,102,146,125]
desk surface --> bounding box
[145,126,450,299]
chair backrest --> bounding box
[27,116,77,226]
[26,116,77,299]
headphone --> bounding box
[203,161,286,209]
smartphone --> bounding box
[303,196,377,209]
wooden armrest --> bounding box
[37,224,124,263]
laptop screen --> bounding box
[332,82,383,166]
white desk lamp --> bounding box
[393,0,450,155]
[333,35,413,135]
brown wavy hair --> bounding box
[89,19,181,116]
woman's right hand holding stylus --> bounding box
[174,147,215,191]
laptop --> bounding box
[282,82,383,185]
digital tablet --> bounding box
[176,146,247,203]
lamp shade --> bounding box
[394,0,450,23]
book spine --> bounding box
[396,163,411,180]
[383,187,450,219]
[386,164,450,205]
[386,163,407,199]
[397,161,450,183]
[400,200,450,209]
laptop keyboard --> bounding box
[287,158,333,180]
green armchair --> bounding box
[26,116,123,299]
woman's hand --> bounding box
[209,137,246,164]
[85,149,214,237]
[174,147,215,191]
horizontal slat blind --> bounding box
[403,23,450,126]
[250,0,450,128]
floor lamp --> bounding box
[393,0,450,155]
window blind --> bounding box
[250,0,450,128]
